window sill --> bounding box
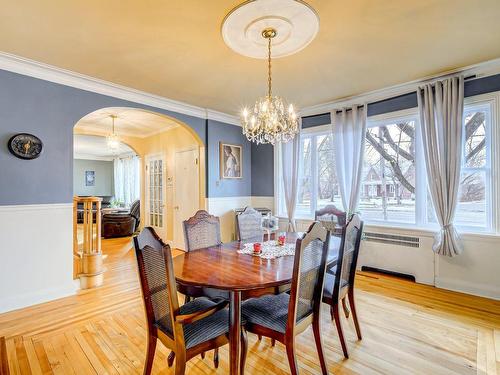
[276,215,500,242]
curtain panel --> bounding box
[114,155,140,207]
[281,119,301,231]
[331,104,367,216]
[417,76,464,257]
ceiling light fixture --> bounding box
[241,28,298,145]
[106,115,120,151]
[222,0,319,145]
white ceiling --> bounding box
[74,134,135,160]
[1,1,500,114]
[74,107,179,138]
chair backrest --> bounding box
[314,204,347,226]
[183,210,221,251]
[134,226,166,252]
[287,222,330,329]
[130,200,140,220]
[134,232,180,341]
[332,214,363,302]
[236,206,263,241]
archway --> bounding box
[73,107,206,247]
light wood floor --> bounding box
[1,237,499,375]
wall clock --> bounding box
[7,133,43,160]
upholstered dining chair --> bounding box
[236,206,263,241]
[134,237,247,374]
[241,222,331,375]
[314,204,347,235]
[183,210,229,302]
[322,214,363,359]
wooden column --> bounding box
[73,196,104,289]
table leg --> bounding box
[229,290,241,375]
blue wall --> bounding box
[207,119,252,197]
[251,143,274,197]
[0,69,242,205]
[302,73,500,128]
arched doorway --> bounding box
[73,107,206,248]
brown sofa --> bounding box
[102,200,140,238]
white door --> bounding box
[174,148,200,250]
[145,154,166,240]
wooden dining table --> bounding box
[173,233,340,375]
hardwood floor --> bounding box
[1,236,499,374]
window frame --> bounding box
[275,92,500,235]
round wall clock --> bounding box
[8,133,43,160]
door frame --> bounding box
[144,152,167,240]
[173,146,200,249]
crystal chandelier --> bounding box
[106,115,120,151]
[241,28,299,145]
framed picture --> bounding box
[220,142,242,179]
[85,170,95,186]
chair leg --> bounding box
[312,318,328,375]
[348,289,362,340]
[167,351,175,367]
[258,334,262,341]
[174,351,186,375]
[143,334,157,375]
[200,351,205,359]
[240,329,248,375]
[271,338,276,347]
[213,348,219,368]
[342,297,350,319]
[332,304,349,358]
[285,339,299,375]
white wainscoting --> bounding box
[205,196,276,242]
[0,203,77,313]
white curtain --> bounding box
[114,155,140,207]
[281,119,301,231]
[417,76,464,257]
[331,104,367,215]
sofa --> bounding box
[102,200,140,238]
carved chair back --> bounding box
[183,210,222,251]
[236,206,263,241]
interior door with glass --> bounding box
[145,154,166,240]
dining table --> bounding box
[173,232,340,375]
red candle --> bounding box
[278,235,286,246]
[253,242,262,254]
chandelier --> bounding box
[241,28,299,145]
[106,115,120,151]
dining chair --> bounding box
[183,210,229,301]
[322,214,363,359]
[314,204,347,236]
[241,221,331,375]
[134,240,247,374]
[236,206,263,241]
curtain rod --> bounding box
[302,74,476,118]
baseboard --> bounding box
[0,282,78,314]
[435,277,500,300]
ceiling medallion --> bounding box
[222,0,319,145]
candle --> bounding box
[278,235,286,246]
[253,242,262,254]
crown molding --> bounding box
[299,57,500,117]
[0,51,241,126]
[206,109,241,126]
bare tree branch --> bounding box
[365,131,415,193]
[380,126,414,162]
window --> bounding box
[361,119,417,224]
[291,131,343,218]
[456,104,492,229]
[277,96,496,233]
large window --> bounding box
[295,132,343,217]
[278,97,495,233]
[361,119,417,224]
